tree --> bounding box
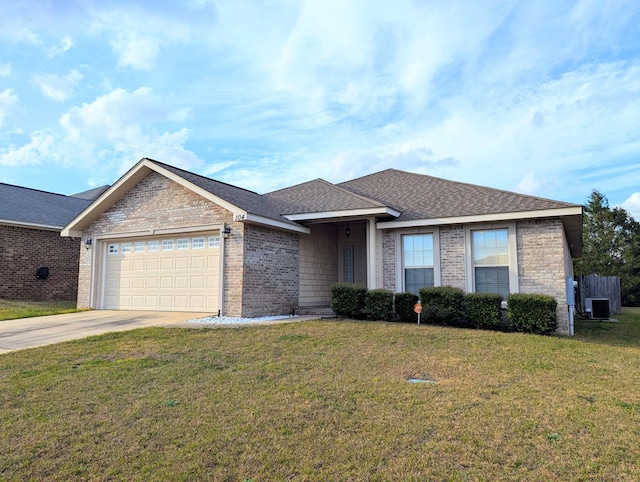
[574,190,640,306]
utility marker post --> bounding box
[414,301,422,324]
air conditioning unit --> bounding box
[584,298,610,320]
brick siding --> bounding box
[241,224,299,317]
[0,224,80,301]
[516,218,571,334]
[439,225,466,290]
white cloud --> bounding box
[0,63,10,77]
[621,193,640,220]
[0,130,56,166]
[32,70,84,102]
[92,9,190,71]
[46,36,74,58]
[0,89,18,126]
[59,87,202,171]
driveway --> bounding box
[0,310,210,354]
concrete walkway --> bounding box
[0,310,210,354]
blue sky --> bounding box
[1,0,640,217]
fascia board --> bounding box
[0,219,62,231]
[285,206,401,222]
[244,213,311,234]
[376,206,583,229]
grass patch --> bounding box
[1,312,639,480]
[0,299,80,321]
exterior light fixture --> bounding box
[222,225,231,239]
[85,238,92,250]
[345,226,350,237]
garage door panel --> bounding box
[102,232,220,312]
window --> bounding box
[192,237,205,249]
[177,238,189,250]
[108,244,119,254]
[147,240,159,252]
[162,239,174,251]
[471,228,512,299]
[121,242,132,253]
[402,234,434,294]
[208,235,220,248]
[134,241,145,253]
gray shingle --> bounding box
[337,168,578,221]
[263,178,386,215]
[0,183,91,228]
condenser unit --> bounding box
[584,298,610,320]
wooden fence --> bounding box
[576,275,622,315]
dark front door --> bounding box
[344,243,367,286]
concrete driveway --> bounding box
[0,310,210,354]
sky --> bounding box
[1,0,640,218]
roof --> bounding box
[0,183,92,230]
[72,185,110,200]
[337,168,579,222]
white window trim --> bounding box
[395,227,440,292]
[464,222,519,295]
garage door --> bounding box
[102,232,221,312]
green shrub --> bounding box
[393,292,420,323]
[464,293,503,330]
[507,293,558,335]
[419,286,465,325]
[331,283,367,319]
[363,289,395,321]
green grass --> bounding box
[1,311,639,480]
[0,299,80,321]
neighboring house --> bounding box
[0,183,107,301]
[62,158,582,334]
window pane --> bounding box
[134,242,145,253]
[208,236,220,248]
[473,229,508,266]
[475,267,509,299]
[162,240,174,251]
[177,239,189,250]
[147,240,159,252]
[192,237,205,249]
[405,268,434,294]
[403,234,433,268]
[121,242,132,253]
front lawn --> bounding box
[1,312,639,480]
[0,299,80,321]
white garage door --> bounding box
[102,232,221,312]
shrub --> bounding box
[364,289,395,321]
[507,293,558,335]
[331,283,367,319]
[464,293,503,330]
[419,286,465,325]
[393,292,420,323]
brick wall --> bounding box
[439,225,466,290]
[0,224,80,301]
[517,218,571,334]
[241,224,299,317]
[382,230,396,291]
[299,224,338,308]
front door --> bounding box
[344,243,367,286]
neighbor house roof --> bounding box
[0,183,92,230]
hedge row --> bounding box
[330,284,558,335]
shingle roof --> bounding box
[0,183,92,228]
[263,178,387,215]
[149,160,300,227]
[337,168,579,221]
